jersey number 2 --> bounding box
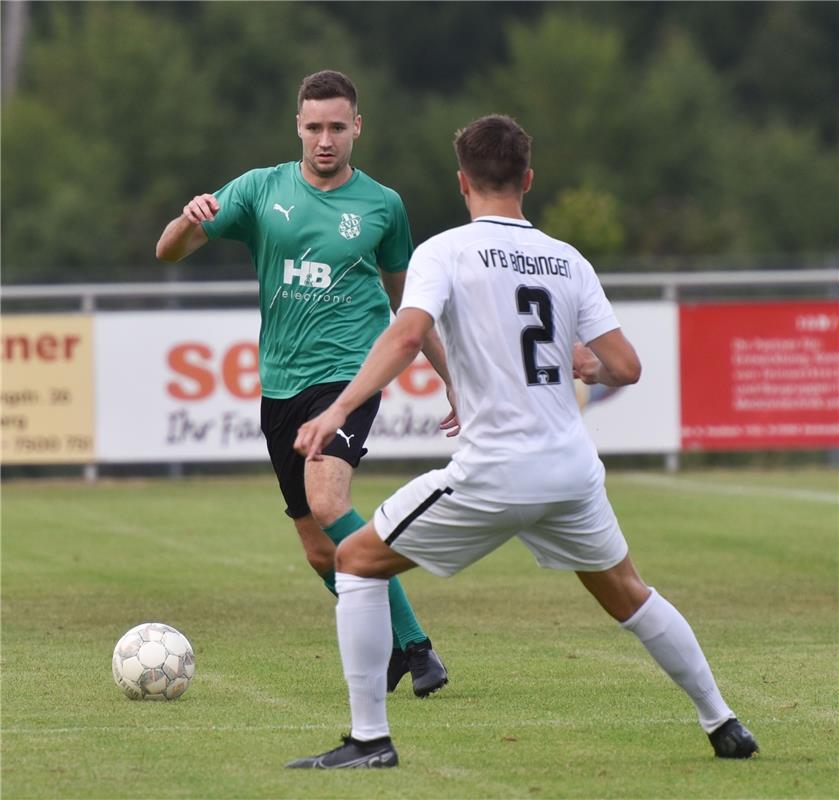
[516,286,560,386]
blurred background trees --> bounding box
[2,0,837,282]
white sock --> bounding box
[621,588,734,733]
[335,572,392,741]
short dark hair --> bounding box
[297,70,358,112]
[453,114,532,192]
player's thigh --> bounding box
[304,386,381,514]
[260,395,309,518]
[372,469,521,577]
[314,384,381,469]
[517,487,628,572]
[304,456,353,513]
[260,384,380,519]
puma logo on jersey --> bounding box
[273,203,295,221]
[336,428,355,447]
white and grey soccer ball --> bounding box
[112,622,195,700]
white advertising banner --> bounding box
[93,302,678,462]
[93,310,459,462]
[95,311,264,462]
[579,301,680,453]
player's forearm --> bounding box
[155,216,202,262]
[592,363,628,387]
[582,331,642,387]
[420,328,452,389]
[592,356,642,387]
[578,355,638,387]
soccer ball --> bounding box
[112,622,195,700]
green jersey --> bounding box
[202,161,413,398]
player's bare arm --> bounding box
[380,272,450,376]
[419,329,460,437]
[155,194,218,262]
[380,270,460,437]
[379,268,407,315]
[295,308,434,460]
[575,330,641,387]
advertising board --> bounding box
[1,314,95,464]
[10,297,832,465]
[680,301,839,449]
[92,302,677,461]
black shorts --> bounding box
[260,382,382,519]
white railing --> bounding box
[3,269,837,309]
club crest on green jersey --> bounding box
[339,213,362,240]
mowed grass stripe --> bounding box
[0,715,703,737]
[619,471,839,503]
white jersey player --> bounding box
[287,114,759,769]
[403,215,619,505]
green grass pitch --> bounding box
[2,467,837,798]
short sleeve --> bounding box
[576,257,620,344]
[201,171,257,244]
[398,238,452,323]
[376,188,414,273]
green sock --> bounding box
[323,509,428,650]
[322,569,338,597]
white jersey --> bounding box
[400,215,620,502]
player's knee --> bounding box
[307,494,348,528]
[334,538,354,572]
[302,541,335,575]
[334,537,368,575]
[609,577,652,622]
[626,580,652,616]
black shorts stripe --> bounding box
[385,487,453,546]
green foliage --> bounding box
[475,12,631,210]
[1,2,836,281]
[541,186,625,257]
[735,2,839,142]
[624,30,739,256]
[720,123,839,256]
[3,3,218,280]
[2,96,122,280]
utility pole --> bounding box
[2,0,30,101]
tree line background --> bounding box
[2,0,837,284]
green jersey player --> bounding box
[156,70,455,697]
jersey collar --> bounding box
[474,215,533,229]
[294,160,360,194]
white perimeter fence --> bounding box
[2,269,838,479]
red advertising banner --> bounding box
[680,301,839,450]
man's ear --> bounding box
[522,168,534,194]
[457,170,470,197]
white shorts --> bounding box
[372,466,628,578]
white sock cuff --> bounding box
[335,572,389,598]
[620,587,663,637]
